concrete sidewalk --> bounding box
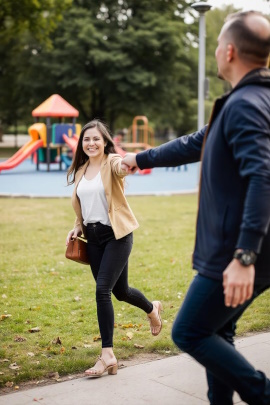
[1,332,269,405]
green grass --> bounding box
[0,196,269,388]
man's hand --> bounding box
[121,153,138,174]
[223,259,255,307]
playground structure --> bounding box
[0,94,81,173]
[0,97,154,175]
[118,116,154,151]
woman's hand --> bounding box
[66,226,82,246]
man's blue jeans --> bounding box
[171,273,270,405]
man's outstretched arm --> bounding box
[123,126,207,172]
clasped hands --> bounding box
[121,153,138,174]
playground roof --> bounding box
[32,94,79,118]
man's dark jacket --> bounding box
[137,68,270,283]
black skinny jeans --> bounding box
[85,222,153,348]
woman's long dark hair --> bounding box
[67,119,116,185]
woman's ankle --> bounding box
[101,347,116,360]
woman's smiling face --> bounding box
[82,127,106,160]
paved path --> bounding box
[0,135,198,197]
[1,332,269,405]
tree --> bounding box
[0,0,71,45]
[0,0,71,137]
[20,0,198,132]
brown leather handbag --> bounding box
[65,236,89,265]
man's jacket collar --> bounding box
[206,68,270,136]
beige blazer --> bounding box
[71,154,139,239]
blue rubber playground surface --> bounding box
[0,158,199,198]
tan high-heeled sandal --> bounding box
[85,356,118,378]
[147,301,163,336]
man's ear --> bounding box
[226,44,234,62]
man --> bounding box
[122,11,270,405]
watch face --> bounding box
[234,250,256,266]
[242,253,252,265]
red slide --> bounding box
[0,139,43,172]
[63,134,78,154]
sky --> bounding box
[208,0,270,14]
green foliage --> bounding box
[0,196,269,388]
[0,0,72,130]
[1,1,268,136]
[24,1,198,131]
[0,0,198,134]
[0,0,72,44]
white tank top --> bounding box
[76,172,111,226]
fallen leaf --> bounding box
[29,306,40,311]
[2,294,7,299]
[28,327,40,333]
[134,344,144,349]
[14,335,27,342]
[52,337,62,345]
[60,347,65,354]
[74,296,81,302]
[0,359,9,363]
[47,372,59,380]
[14,386,19,390]
[83,344,92,348]
[0,372,4,375]
[122,323,134,329]
[5,381,14,388]
[126,332,133,340]
[9,362,20,370]
[27,352,35,357]
[36,380,45,385]
[0,314,12,320]
[93,335,101,342]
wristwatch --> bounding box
[233,249,257,266]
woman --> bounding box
[66,120,162,378]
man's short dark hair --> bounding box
[225,11,270,64]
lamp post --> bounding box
[191,2,212,130]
